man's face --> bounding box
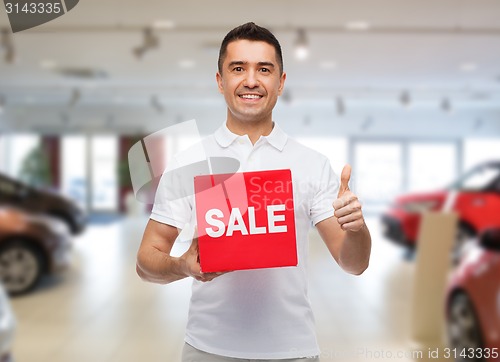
[216,40,286,124]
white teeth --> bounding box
[240,94,261,99]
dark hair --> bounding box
[218,22,283,75]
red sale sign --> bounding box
[194,169,297,272]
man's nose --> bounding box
[243,70,259,88]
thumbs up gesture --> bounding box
[333,164,365,232]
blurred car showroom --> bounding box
[1,1,500,362]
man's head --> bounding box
[216,23,286,126]
[218,22,283,76]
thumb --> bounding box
[337,164,351,197]
[191,227,201,264]
[190,227,199,251]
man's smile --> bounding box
[238,93,264,102]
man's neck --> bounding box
[226,117,274,145]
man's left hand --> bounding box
[333,164,366,232]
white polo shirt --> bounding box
[151,122,339,359]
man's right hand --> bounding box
[181,235,225,282]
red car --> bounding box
[382,161,500,250]
[446,228,500,362]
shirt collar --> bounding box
[214,121,288,151]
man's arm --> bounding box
[316,164,371,275]
[136,219,221,284]
[316,216,371,275]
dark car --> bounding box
[382,161,500,251]
[0,173,86,235]
[446,228,500,361]
[0,207,72,295]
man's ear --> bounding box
[278,72,287,96]
[216,72,224,94]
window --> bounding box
[3,134,40,178]
[453,164,500,191]
[62,135,88,210]
[464,139,500,171]
[91,136,118,211]
[408,143,457,192]
[294,137,348,175]
[354,142,403,204]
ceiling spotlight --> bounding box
[151,95,164,113]
[69,88,81,107]
[400,90,411,108]
[133,28,159,59]
[361,117,373,131]
[106,114,115,129]
[441,97,452,113]
[1,28,15,63]
[281,90,292,104]
[336,96,346,116]
[60,112,70,126]
[474,118,483,130]
[294,29,309,61]
[0,95,5,114]
[303,115,312,126]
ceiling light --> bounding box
[336,96,345,116]
[294,29,309,61]
[40,59,57,70]
[345,21,371,31]
[320,61,337,70]
[178,59,196,69]
[400,90,411,108]
[152,20,176,30]
[133,28,159,59]
[56,67,108,79]
[441,97,452,113]
[459,62,477,72]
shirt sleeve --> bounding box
[310,158,340,225]
[150,158,193,229]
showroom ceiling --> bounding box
[0,0,499,135]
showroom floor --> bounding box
[9,216,440,362]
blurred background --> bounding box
[0,1,499,361]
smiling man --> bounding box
[136,22,371,362]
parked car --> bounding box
[446,228,500,362]
[0,173,86,235]
[381,161,500,251]
[0,207,72,295]
[0,283,15,362]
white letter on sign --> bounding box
[267,204,287,233]
[205,208,225,237]
[248,206,266,235]
[226,208,249,236]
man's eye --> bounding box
[233,67,243,72]
[260,68,270,73]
